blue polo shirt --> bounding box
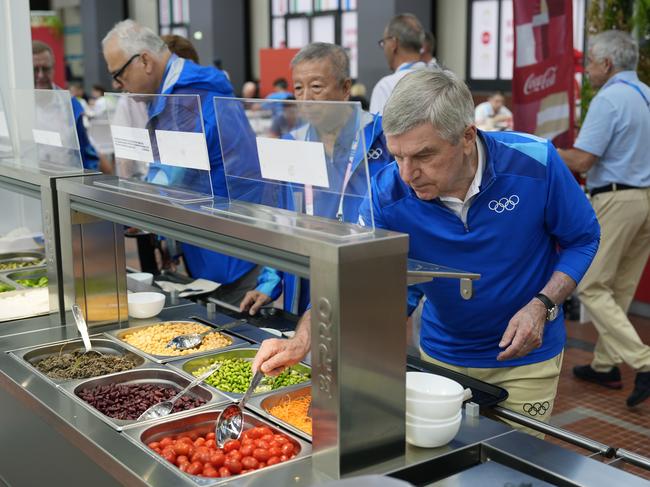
[360,130,600,368]
[575,71,650,190]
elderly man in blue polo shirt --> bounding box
[102,20,258,304]
[254,69,600,428]
[558,30,650,407]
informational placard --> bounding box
[256,136,329,188]
[155,130,210,171]
[471,0,499,79]
[110,125,154,162]
[0,111,9,137]
[32,129,62,147]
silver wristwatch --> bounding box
[535,293,559,321]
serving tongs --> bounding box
[71,304,103,357]
[166,318,247,351]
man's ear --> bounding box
[462,125,477,155]
[140,51,154,74]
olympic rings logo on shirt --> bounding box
[523,401,550,416]
[488,194,520,213]
[367,148,383,160]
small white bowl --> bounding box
[406,395,463,421]
[406,411,462,448]
[128,272,154,286]
[406,409,461,425]
[260,327,283,337]
[406,372,464,401]
[127,292,165,319]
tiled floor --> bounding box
[548,314,650,480]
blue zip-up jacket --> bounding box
[359,130,600,368]
[148,55,255,284]
[256,111,391,314]
[68,94,99,170]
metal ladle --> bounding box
[166,318,247,351]
[137,363,221,421]
[215,370,265,447]
[71,304,102,357]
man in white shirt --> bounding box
[369,13,428,115]
[474,91,513,130]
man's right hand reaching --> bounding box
[239,290,272,316]
[252,311,311,376]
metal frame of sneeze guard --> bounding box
[0,90,14,159]
[56,173,408,480]
[209,97,375,238]
[96,92,214,204]
[11,88,83,173]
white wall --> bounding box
[249,0,270,80]
[436,0,468,79]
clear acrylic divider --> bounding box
[12,89,83,173]
[0,90,14,159]
[206,97,375,238]
[97,93,213,203]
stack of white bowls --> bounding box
[405,372,466,448]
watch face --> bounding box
[548,306,559,321]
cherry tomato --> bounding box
[261,434,274,442]
[273,434,289,444]
[267,456,281,466]
[186,461,203,476]
[241,456,259,470]
[173,442,190,456]
[194,437,206,447]
[281,443,295,456]
[248,427,263,439]
[204,439,216,449]
[240,444,255,457]
[226,450,242,462]
[191,447,211,464]
[218,466,231,477]
[159,437,173,447]
[223,439,241,453]
[280,455,289,462]
[253,448,271,462]
[203,467,219,478]
[209,451,225,467]
[147,441,160,450]
[224,458,242,475]
[176,455,189,465]
[269,447,282,457]
[206,431,216,440]
[241,437,254,446]
[254,439,270,450]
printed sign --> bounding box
[155,130,210,171]
[110,125,154,162]
[256,136,329,188]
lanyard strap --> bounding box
[397,62,417,72]
[614,79,650,108]
[304,113,362,220]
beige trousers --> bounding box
[577,188,650,373]
[419,349,563,438]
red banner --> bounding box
[512,0,574,148]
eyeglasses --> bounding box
[110,54,140,84]
[33,66,53,75]
[377,36,395,48]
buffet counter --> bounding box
[1,303,648,487]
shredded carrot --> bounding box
[268,394,312,435]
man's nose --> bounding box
[400,159,418,183]
[112,79,122,91]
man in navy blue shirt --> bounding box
[255,69,600,428]
[559,30,650,407]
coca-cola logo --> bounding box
[523,66,558,95]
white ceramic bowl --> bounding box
[128,272,154,286]
[406,411,462,448]
[406,395,463,421]
[406,372,464,401]
[406,410,461,425]
[127,292,165,319]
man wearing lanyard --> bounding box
[559,30,650,407]
[102,20,258,305]
[369,13,428,115]
[239,43,392,316]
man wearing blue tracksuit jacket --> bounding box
[103,20,257,304]
[253,70,600,428]
[240,43,392,316]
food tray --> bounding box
[8,336,149,385]
[104,321,248,364]
[167,346,311,401]
[0,251,44,270]
[123,408,311,486]
[0,265,47,291]
[247,384,312,441]
[59,367,228,431]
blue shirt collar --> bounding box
[602,70,640,90]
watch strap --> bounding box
[535,293,555,311]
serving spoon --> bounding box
[166,318,247,351]
[71,304,103,357]
[215,370,265,447]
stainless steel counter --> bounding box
[1,305,648,486]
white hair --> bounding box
[382,69,474,145]
[589,30,638,71]
[102,19,168,57]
